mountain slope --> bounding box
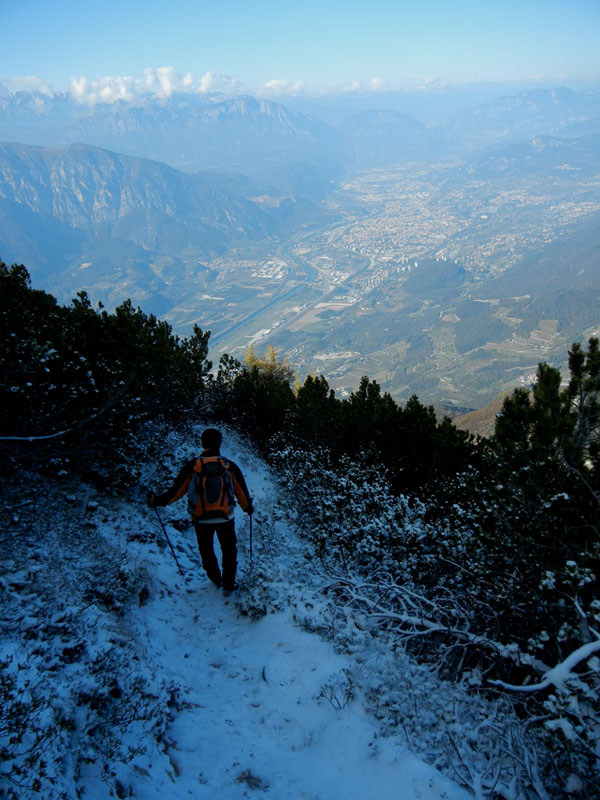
[0,141,271,236]
[0,140,319,282]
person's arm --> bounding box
[147,459,195,507]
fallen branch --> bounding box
[489,638,600,693]
[0,376,134,442]
[323,574,503,655]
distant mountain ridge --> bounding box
[2,86,600,175]
[66,95,339,175]
[444,86,600,150]
[0,93,339,177]
[460,131,600,180]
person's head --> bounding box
[201,428,222,451]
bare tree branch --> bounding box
[0,375,134,443]
[489,639,600,693]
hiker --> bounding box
[147,428,253,593]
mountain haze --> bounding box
[0,94,340,178]
[3,86,600,170]
[1,84,599,408]
[339,110,444,164]
[444,86,600,150]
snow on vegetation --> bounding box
[2,417,599,799]
[1,423,472,800]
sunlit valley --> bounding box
[2,85,599,415]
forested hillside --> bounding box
[1,261,599,799]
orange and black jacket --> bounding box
[153,448,252,521]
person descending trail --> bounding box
[147,428,253,594]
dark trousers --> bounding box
[194,518,237,589]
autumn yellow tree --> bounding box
[243,344,295,384]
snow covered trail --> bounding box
[120,429,472,800]
[134,582,465,799]
[0,424,474,798]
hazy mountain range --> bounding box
[2,86,599,171]
[1,84,599,411]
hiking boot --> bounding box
[222,583,238,596]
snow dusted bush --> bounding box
[0,477,181,798]
[429,466,600,791]
[269,443,600,799]
[0,263,212,488]
[271,445,425,564]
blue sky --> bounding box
[1,0,599,97]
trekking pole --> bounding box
[153,506,185,578]
[249,512,254,565]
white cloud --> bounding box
[1,75,55,95]
[142,67,239,98]
[419,75,442,89]
[370,77,386,91]
[69,76,89,103]
[156,66,177,98]
[259,79,307,97]
[3,69,458,107]
[197,71,240,94]
[69,74,135,105]
[143,68,156,91]
[65,68,241,104]
[334,78,390,94]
